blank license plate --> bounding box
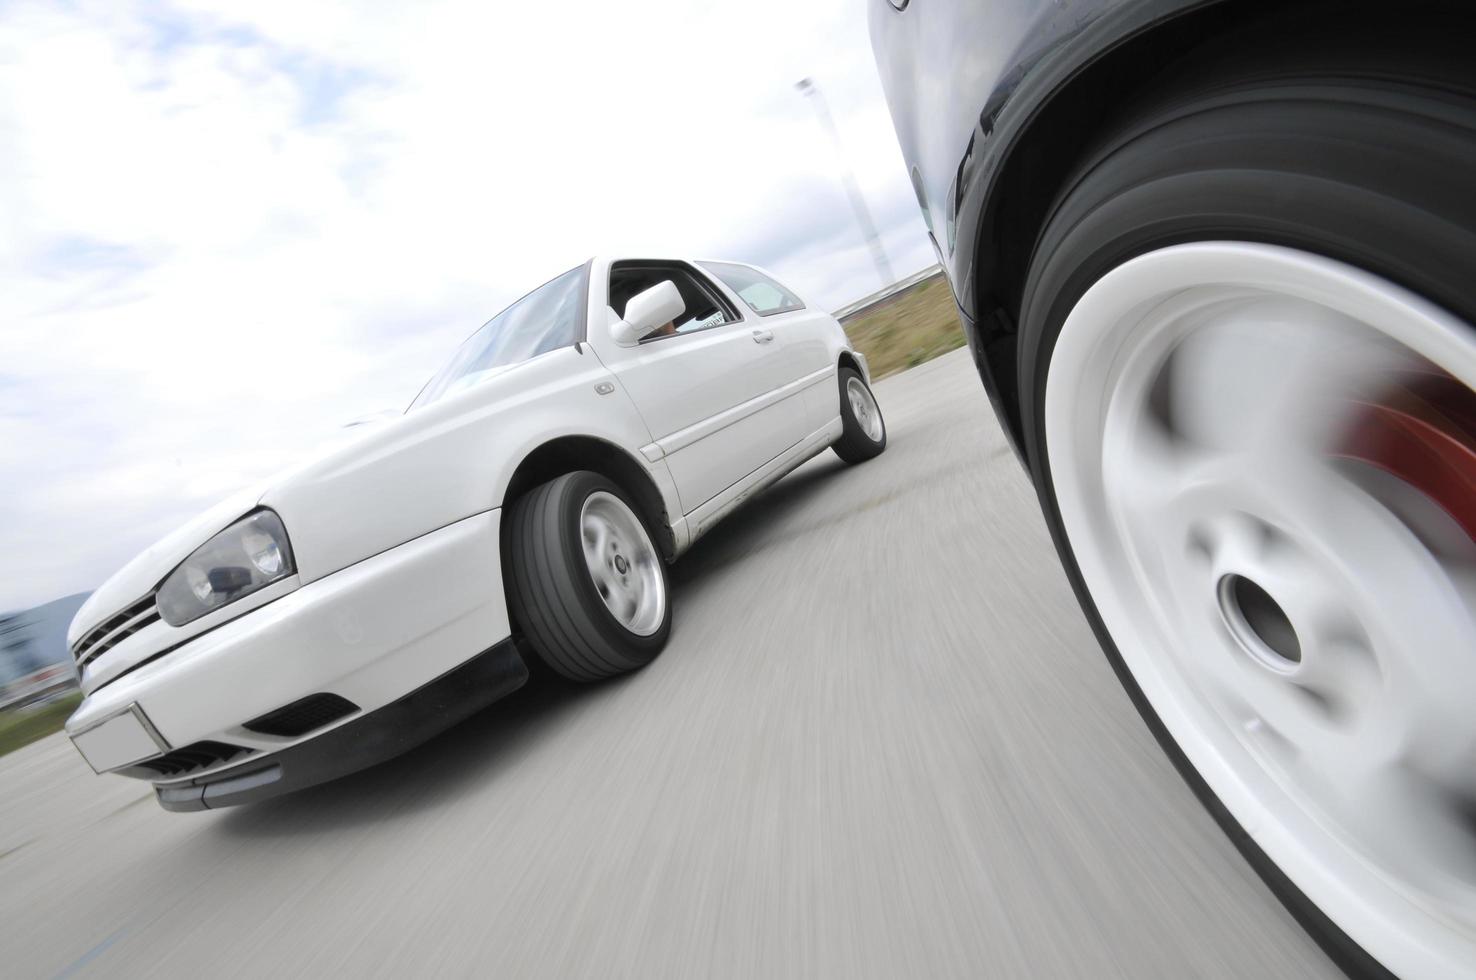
[72,707,165,773]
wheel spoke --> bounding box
[1101,419,1203,516]
[1195,631,1327,756]
[1332,762,1476,904]
[584,519,610,560]
[1100,419,1230,584]
[1164,301,1409,458]
[846,376,883,442]
[579,491,665,637]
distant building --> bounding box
[0,663,76,711]
[0,613,49,677]
[0,593,90,687]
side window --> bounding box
[608,262,741,341]
[698,261,805,317]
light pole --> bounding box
[796,76,896,289]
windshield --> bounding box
[410,264,588,409]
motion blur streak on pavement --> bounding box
[0,350,1337,978]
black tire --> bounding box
[1016,49,1476,980]
[504,471,671,682]
[832,366,887,463]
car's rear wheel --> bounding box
[1018,66,1476,977]
[505,471,671,682]
[833,366,887,463]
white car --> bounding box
[64,257,887,810]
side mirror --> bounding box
[612,280,685,346]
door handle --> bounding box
[751,329,774,344]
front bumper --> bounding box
[156,638,527,810]
[65,510,515,804]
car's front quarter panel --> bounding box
[261,344,663,585]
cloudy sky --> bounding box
[0,0,933,612]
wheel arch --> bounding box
[501,435,676,561]
[965,0,1473,460]
[837,349,866,383]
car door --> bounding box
[698,260,839,433]
[591,260,807,514]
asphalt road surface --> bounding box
[1,350,1339,979]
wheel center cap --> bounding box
[614,554,629,575]
[1217,573,1302,671]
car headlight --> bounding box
[156,510,296,626]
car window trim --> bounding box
[635,313,750,346]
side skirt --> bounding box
[676,416,845,553]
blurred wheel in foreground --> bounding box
[1045,242,1476,977]
[1020,71,1476,977]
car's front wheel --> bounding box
[505,471,671,682]
[1019,58,1476,978]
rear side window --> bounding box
[699,261,805,316]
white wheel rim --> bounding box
[847,376,884,442]
[579,491,664,636]
[1045,242,1476,977]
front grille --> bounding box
[244,693,358,737]
[72,593,161,669]
[119,741,253,779]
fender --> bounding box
[871,0,1241,454]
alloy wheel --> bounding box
[1044,242,1476,975]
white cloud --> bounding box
[0,0,934,611]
